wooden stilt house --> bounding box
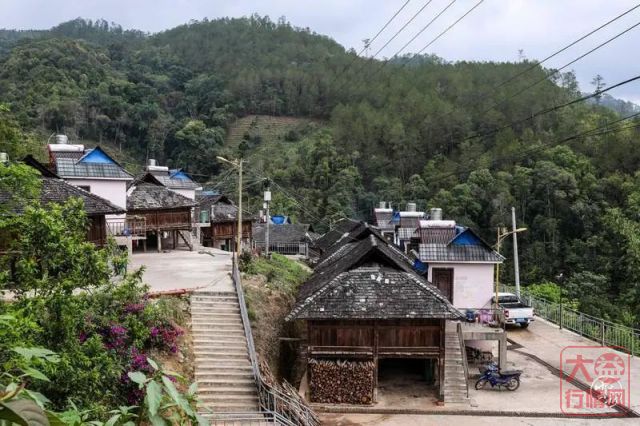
[287,235,464,404]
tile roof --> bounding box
[252,223,314,243]
[127,183,197,211]
[298,234,416,301]
[52,147,132,180]
[287,265,463,320]
[311,218,362,253]
[141,170,201,190]
[0,177,125,216]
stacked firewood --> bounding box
[309,359,375,404]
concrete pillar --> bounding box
[157,231,162,253]
[498,336,507,369]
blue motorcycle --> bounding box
[475,361,522,391]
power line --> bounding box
[456,74,640,145]
[335,0,484,94]
[329,0,412,85]
[331,0,436,92]
[493,3,640,91]
[411,0,485,58]
[482,19,640,119]
[425,111,640,186]
[368,0,434,60]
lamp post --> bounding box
[217,156,244,256]
[494,225,527,307]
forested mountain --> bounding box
[1,16,640,325]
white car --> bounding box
[493,292,535,328]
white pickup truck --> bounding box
[494,292,535,328]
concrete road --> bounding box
[129,248,234,293]
[508,318,639,415]
[320,413,637,425]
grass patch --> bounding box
[242,253,310,296]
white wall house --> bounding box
[415,210,504,310]
[48,143,133,220]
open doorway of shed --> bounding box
[376,358,439,408]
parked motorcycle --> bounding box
[475,361,522,391]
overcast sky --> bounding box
[2,0,639,102]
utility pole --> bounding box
[217,156,244,255]
[495,227,503,308]
[512,207,521,299]
[264,183,271,257]
[236,159,243,255]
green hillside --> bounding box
[1,16,640,324]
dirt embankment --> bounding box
[243,274,305,383]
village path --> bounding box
[507,318,639,415]
[129,248,234,293]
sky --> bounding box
[1,0,639,103]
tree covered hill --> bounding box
[2,16,640,325]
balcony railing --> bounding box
[106,217,146,238]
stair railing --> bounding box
[457,322,470,398]
[232,255,319,426]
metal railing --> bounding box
[232,256,319,426]
[456,322,469,398]
[502,285,640,356]
[458,307,506,329]
[253,241,309,256]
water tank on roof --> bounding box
[407,202,417,212]
[148,159,157,167]
[430,208,443,221]
[55,134,68,144]
[0,152,8,165]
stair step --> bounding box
[196,378,256,386]
[198,386,257,395]
[199,394,259,402]
[196,373,255,381]
[198,404,260,413]
[195,364,253,372]
[194,348,249,358]
[195,355,250,362]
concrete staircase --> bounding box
[191,291,262,419]
[443,322,470,404]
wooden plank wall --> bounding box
[308,319,443,357]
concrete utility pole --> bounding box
[512,207,521,298]
[495,224,527,307]
[217,156,244,255]
[264,187,271,257]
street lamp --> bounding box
[217,156,244,256]
[494,226,527,307]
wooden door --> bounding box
[432,268,454,303]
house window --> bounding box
[78,185,91,192]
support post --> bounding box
[265,198,270,257]
[512,207,521,298]
[236,159,243,256]
[157,230,162,253]
[601,321,606,346]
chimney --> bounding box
[430,208,443,221]
[406,202,417,212]
[55,134,68,144]
[148,159,157,167]
[0,152,8,165]
[379,201,386,209]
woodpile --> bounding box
[309,359,375,404]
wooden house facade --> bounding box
[1,157,126,250]
[287,235,463,404]
[127,182,197,251]
[197,195,252,251]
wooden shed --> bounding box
[287,235,463,404]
